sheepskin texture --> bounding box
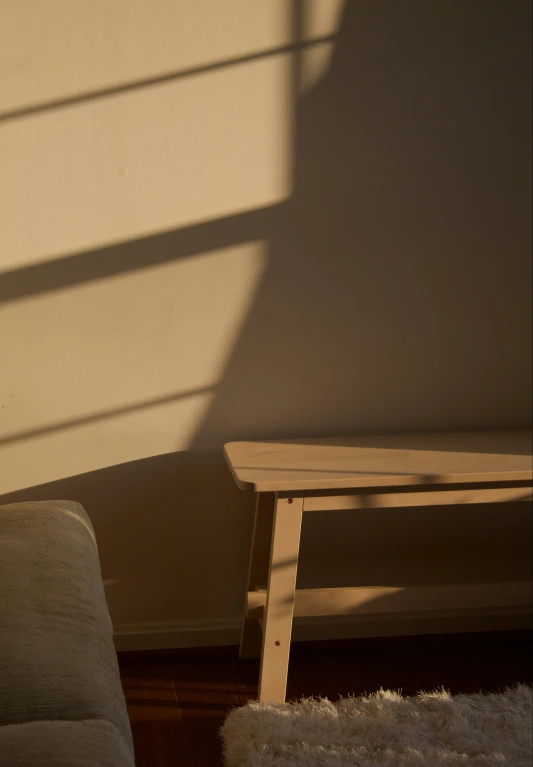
[221,685,532,766]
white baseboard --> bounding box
[113,608,531,652]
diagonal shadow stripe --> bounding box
[0,385,216,445]
[0,35,336,123]
[0,203,275,304]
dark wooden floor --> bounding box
[118,630,532,767]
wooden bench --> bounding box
[224,429,532,702]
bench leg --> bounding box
[240,492,275,659]
[258,495,303,703]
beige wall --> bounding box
[1,1,531,647]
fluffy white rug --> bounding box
[221,685,532,766]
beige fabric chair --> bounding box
[0,501,134,766]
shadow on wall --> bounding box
[1,1,532,628]
[0,452,253,624]
[2,1,532,443]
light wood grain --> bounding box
[240,492,275,659]
[258,496,303,703]
[224,430,532,492]
[227,429,532,703]
[301,485,532,511]
[247,582,532,619]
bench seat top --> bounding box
[224,429,533,492]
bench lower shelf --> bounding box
[247,581,533,621]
